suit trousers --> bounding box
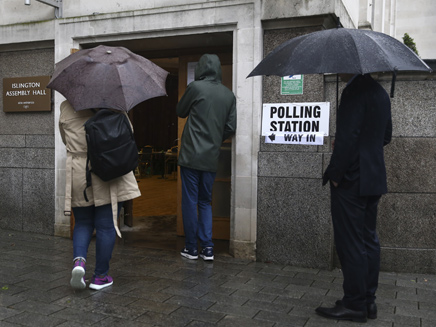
[330,181,381,312]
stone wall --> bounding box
[257,27,333,269]
[0,48,55,235]
[326,75,436,274]
[377,76,436,274]
[257,27,436,274]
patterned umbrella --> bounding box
[47,45,169,111]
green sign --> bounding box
[281,75,303,95]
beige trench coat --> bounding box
[59,101,141,237]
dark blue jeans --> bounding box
[180,166,216,250]
[72,202,123,276]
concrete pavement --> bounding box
[1,228,435,326]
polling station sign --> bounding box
[262,102,330,145]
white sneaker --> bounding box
[70,259,86,289]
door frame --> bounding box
[54,4,262,259]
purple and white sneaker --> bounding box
[89,275,113,290]
[70,258,86,290]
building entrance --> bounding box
[82,32,234,252]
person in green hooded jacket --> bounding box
[177,54,236,261]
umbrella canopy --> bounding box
[248,27,432,78]
[47,45,169,111]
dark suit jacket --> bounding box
[323,74,392,196]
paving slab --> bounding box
[0,229,435,326]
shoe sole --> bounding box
[200,254,214,261]
[336,300,377,319]
[70,266,86,290]
[181,252,198,260]
[316,310,367,323]
[368,313,377,319]
[89,281,113,290]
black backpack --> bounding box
[83,109,138,201]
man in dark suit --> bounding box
[316,73,392,323]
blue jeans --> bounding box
[72,202,123,276]
[180,166,216,250]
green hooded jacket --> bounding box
[177,54,237,172]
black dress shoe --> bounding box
[316,303,367,323]
[336,300,377,319]
[367,303,377,319]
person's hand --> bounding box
[332,181,338,187]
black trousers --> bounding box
[330,181,381,312]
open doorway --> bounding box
[89,32,234,253]
[121,64,181,251]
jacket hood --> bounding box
[194,54,222,82]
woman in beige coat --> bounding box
[59,100,140,290]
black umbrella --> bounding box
[248,27,432,98]
[47,45,169,112]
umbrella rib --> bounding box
[342,30,367,74]
[353,31,394,74]
[361,30,430,72]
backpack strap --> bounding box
[64,152,73,216]
[110,182,122,238]
[83,156,92,202]
[83,109,97,202]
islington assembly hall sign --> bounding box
[3,76,51,112]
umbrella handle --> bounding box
[390,70,397,98]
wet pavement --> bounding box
[0,228,436,326]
